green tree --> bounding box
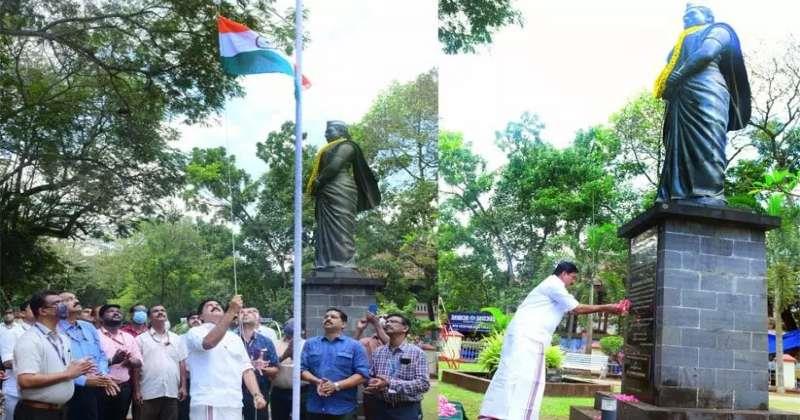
[439,0,523,54]
[356,70,438,325]
[0,0,301,299]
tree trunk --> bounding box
[776,283,785,394]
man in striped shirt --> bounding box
[364,314,429,420]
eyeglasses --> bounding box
[44,300,63,308]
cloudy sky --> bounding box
[175,1,438,177]
[440,0,800,168]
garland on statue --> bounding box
[305,138,347,194]
[653,25,704,98]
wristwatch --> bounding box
[333,382,341,392]
[253,393,264,400]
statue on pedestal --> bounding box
[306,121,380,271]
[654,2,751,206]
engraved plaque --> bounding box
[622,226,658,402]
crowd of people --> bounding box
[0,291,430,420]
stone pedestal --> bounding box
[303,269,385,338]
[618,203,780,411]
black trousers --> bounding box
[270,386,309,420]
[102,381,132,420]
[177,378,190,420]
[372,400,421,420]
[13,402,67,420]
[66,386,105,420]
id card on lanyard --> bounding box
[35,324,67,366]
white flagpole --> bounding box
[291,0,304,418]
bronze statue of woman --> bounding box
[654,2,750,206]
[306,121,380,270]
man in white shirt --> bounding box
[184,295,266,420]
[1,301,34,419]
[14,291,94,419]
[479,262,628,420]
[136,304,187,420]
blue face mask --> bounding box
[57,303,69,320]
[132,311,147,325]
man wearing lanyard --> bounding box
[300,308,369,420]
[136,305,187,420]
[97,304,143,420]
[365,314,430,420]
[237,308,278,420]
[14,290,94,420]
[58,292,119,420]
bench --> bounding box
[562,352,609,377]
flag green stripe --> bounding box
[220,49,294,76]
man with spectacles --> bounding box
[364,314,429,420]
[237,308,278,420]
[136,304,187,420]
[14,290,95,420]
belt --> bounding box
[382,399,420,409]
[22,400,64,411]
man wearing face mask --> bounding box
[122,305,149,338]
[58,292,120,420]
[121,304,148,420]
[98,304,143,420]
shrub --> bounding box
[551,333,561,346]
[477,331,504,374]
[599,335,624,356]
[545,345,563,369]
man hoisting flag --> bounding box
[217,15,310,88]
[217,8,308,420]
[479,262,630,420]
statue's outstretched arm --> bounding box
[314,143,355,190]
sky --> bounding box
[440,0,800,169]
[174,1,438,177]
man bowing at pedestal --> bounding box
[479,262,629,420]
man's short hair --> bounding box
[99,304,121,318]
[29,290,60,318]
[18,300,29,312]
[196,298,220,318]
[386,313,411,329]
[130,303,147,313]
[325,307,348,323]
[553,261,579,276]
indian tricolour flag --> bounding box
[218,15,310,88]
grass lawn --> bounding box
[438,382,593,420]
[422,380,438,418]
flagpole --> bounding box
[291,0,304,418]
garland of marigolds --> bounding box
[305,138,347,194]
[653,25,704,98]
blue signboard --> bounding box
[448,311,495,334]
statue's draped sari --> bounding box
[313,140,380,269]
[657,23,750,204]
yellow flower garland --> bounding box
[653,25,705,98]
[305,138,347,194]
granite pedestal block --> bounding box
[303,269,385,338]
[618,203,780,411]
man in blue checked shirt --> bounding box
[58,292,120,420]
[238,307,279,420]
[364,313,429,420]
[301,307,369,420]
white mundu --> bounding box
[480,275,579,420]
